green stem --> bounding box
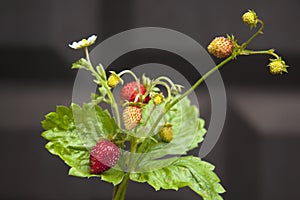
[105,85,121,127]
[84,47,90,62]
[241,19,264,49]
[118,70,139,81]
[240,49,280,59]
[154,81,172,101]
[112,136,138,200]
[154,76,175,87]
[169,55,234,109]
[112,174,129,200]
[147,55,234,136]
[85,50,121,127]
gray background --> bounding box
[1,0,299,200]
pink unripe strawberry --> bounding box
[207,37,233,58]
[122,106,142,130]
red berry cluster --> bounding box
[121,81,150,130]
[90,81,151,174]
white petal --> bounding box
[87,35,97,44]
[68,42,80,49]
[78,40,85,46]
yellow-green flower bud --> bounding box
[242,10,258,28]
[107,71,123,88]
[153,93,165,105]
[268,58,288,75]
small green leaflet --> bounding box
[41,103,124,186]
[71,58,90,70]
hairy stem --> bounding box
[148,55,234,136]
[112,135,139,200]
[84,47,90,62]
[154,76,175,87]
[241,19,264,49]
[240,49,280,59]
[154,81,172,101]
[86,60,121,127]
[104,85,121,127]
[118,70,139,81]
[112,174,129,200]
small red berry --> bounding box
[90,140,120,174]
[120,81,150,103]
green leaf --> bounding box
[134,97,206,171]
[71,103,118,149]
[69,167,124,186]
[135,101,165,138]
[130,156,225,200]
[41,104,124,185]
[42,105,74,131]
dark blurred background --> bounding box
[1,0,299,199]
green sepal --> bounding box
[71,58,90,70]
[96,63,107,80]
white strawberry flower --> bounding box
[68,35,97,49]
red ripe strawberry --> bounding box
[120,81,150,103]
[90,140,120,174]
[122,106,142,130]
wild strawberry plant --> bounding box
[42,10,288,200]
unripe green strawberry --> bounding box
[122,106,142,130]
[242,10,258,28]
[268,57,288,75]
[207,37,233,58]
[90,140,120,174]
[159,124,173,143]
